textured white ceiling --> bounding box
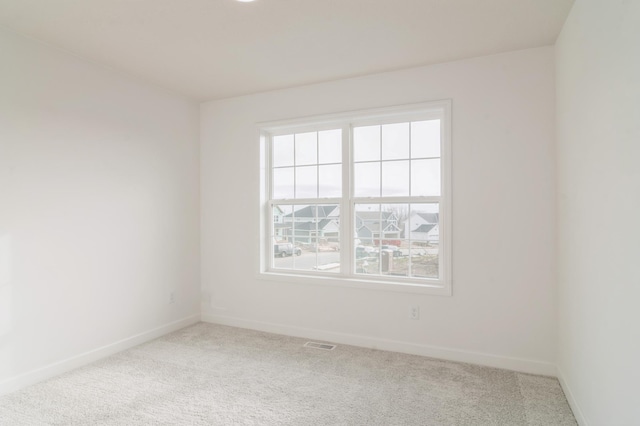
[0,0,574,100]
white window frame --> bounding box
[258,101,452,296]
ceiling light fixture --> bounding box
[236,0,256,2]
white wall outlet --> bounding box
[410,305,420,320]
[169,291,176,304]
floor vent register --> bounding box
[304,341,337,351]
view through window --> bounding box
[264,102,450,289]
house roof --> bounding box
[294,219,335,231]
[285,205,339,219]
[383,223,401,232]
[413,224,436,233]
[417,213,439,224]
[356,211,396,221]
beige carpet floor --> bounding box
[0,323,576,425]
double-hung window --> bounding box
[260,101,451,295]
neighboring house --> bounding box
[273,223,291,241]
[282,205,340,243]
[283,205,340,223]
[409,223,438,242]
[355,211,401,244]
[272,206,290,241]
[273,205,285,224]
[404,212,440,242]
[289,219,340,243]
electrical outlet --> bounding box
[169,291,176,304]
[410,305,420,320]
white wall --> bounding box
[556,1,640,424]
[201,47,557,374]
[0,28,201,392]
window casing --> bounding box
[260,101,451,295]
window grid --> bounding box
[263,102,450,291]
[271,131,343,201]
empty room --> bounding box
[0,0,638,424]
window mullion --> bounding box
[409,122,412,197]
[407,202,412,278]
[378,125,383,198]
[314,208,318,270]
[316,131,320,198]
[292,134,297,198]
[341,124,351,278]
[378,205,382,275]
[267,199,274,268]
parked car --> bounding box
[381,245,402,257]
[274,243,302,257]
[355,246,377,258]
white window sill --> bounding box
[256,271,452,296]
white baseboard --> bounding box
[557,367,589,426]
[201,313,557,376]
[0,314,200,396]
